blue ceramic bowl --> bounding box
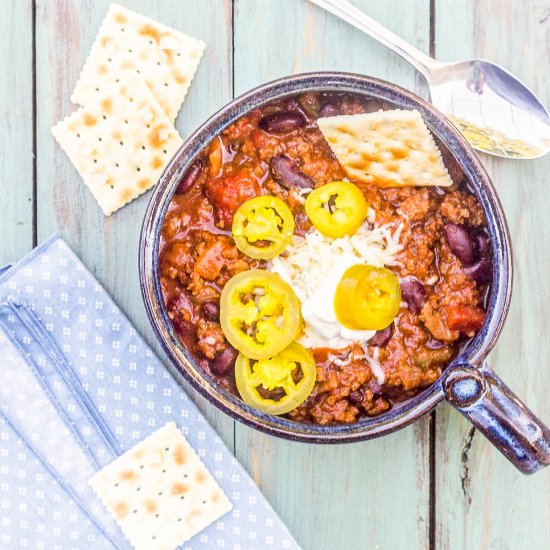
[140,73,550,473]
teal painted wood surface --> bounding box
[0,1,33,266]
[2,1,550,549]
[434,1,550,548]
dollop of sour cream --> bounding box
[298,255,375,348]
[268,222,403,349]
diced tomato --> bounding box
[208,137,223,178]
[205,169,261,228]
[444,304,485,334]
[194,240,226,280]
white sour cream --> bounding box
[269,223,403,350]
[297,255,376,349]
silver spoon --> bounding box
[309,0,550,159]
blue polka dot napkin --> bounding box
[0,235,300,550]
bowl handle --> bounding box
[442,362,550,474]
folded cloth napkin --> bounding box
[0,235,300,550]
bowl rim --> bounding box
[139,71,513,443]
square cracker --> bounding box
[71,3,205,122]
[317,109,453,188]
[89,422,232,550]
[52,76,183,216]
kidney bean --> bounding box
[401,279,426,313]
[259,111,306,134]
[210,346,238,376]
[370,324,393,347]
[270,155,314,189]
[443,223,477,266]
[465,258,493,284]
[171,314,194,341]
[472,230,491,259]
[202,301,220,321]
[167,295,195,339]
[176,159,202,194]
[319,102,341,118]
[348,390,364,405]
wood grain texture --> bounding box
[0,0,33,265]
[233,2,432,549]
[4,1,550,548]
[434,1,550,548]
[34,0,235,449]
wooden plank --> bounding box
[434,1,550,548]
[233,1,432,549]
[34,0,235,448]
[0,1,34,265]
[233,0,430,96]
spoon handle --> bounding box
[308,0,441,80]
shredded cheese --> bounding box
[270,221,404,304]
[363,345,385,384]
[269,220,402,355]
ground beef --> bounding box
[440,190,485,226]
[160,241,194,285]
[164,231,257,304]
[196,319,227,360]
[397,188,435,222]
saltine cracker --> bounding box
[52,76,183,216]
[71,3,205,122]
[89,422,232,550]
[317,109,453,188]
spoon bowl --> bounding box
[429,59,550,158]
[310,0,550,159]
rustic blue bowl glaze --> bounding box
[140,73,550,473]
